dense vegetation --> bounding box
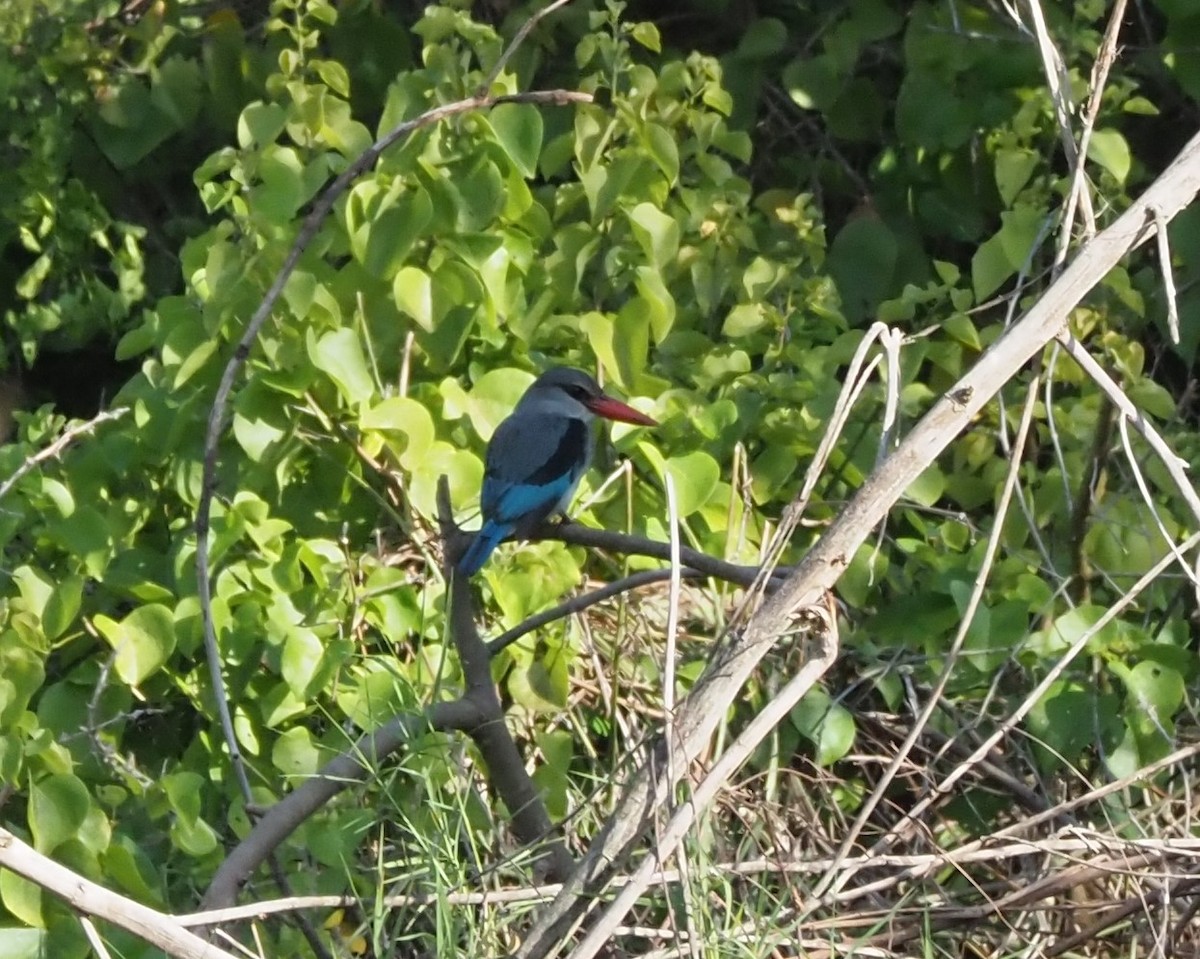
[1,0,1198,956]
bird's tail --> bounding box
[457,522,511,576]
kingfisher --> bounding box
[457,367,657,576]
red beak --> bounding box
[585,395,658,427]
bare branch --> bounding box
[530,520,791,588]
[0,828,240,959]
[488,569,705,656]
[201,699,489,911]
[0,407,128,503]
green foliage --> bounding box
[0,0,1198,954]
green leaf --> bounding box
[93,604,177,686]
[1087,129,1131,184]
[734,18,787,60]
[1028,681,1118,772]
[643,124,679,185]
[1118,658,1185,721]
[943,313,981,350]
[42,576,83,640]
[972,206,1045,301]
[630,21,661,52]
[313,58,351,97]
[784,54,840,111]
[456,156,506,231]
[1024,605,1118,660]
[489,103,543,178]
[360,396,436,468]
[103,837,163,904]
[281,628,326,698]
[464,368,536,440]
[361,187,432,279]
[29,773,91,854]
[613,298,651,387]
[904,465,945,507]
[308,328,375,407]
[532,729,573,820]
[393,266,433,330]
[508,658,569,711]
[994,147,1039,205]
[251,145,306,222]
[627,203,679,270]
[338,668,407,731]
[827,215,897,321]
[170,815,219,858]
[0,637,46,727]
[790,688,856,766]
[238,101,288,147]
[272,726,322,777]
[0,870,42,929]
[0,927,44,959]
[665,451,720,517]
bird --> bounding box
[456,367,657,576]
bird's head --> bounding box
[526,367,657,426]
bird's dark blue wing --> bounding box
[481,414,590,532]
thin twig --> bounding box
[531,522,791,588]
[1153,204,1180,344]
[1057,332,1200,528]
[488,569,706,656]
[1053,0,1127,265]
[0,407,128,503]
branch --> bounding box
[533,521,790,588]
[0,407,128,503]
[513,127,1200,959]
[201,699,489,911]
[438,478,575,882]
[488,568,707,656]
[0,828,239,959]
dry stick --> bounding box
[1024,0,1097,241]
[1152,204,1181,344]
[0,828,239,959]
[178,832,1200,927]
[1057,332,1200,527]
[1053,0,1128,267]
[811,370,1043,901]
[0,407,128,503]
[655,474,699,959]
[514,128,1200,959]
[1048,877,1200,957]
[834,739,1200,911]
[819,532,1200,914]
